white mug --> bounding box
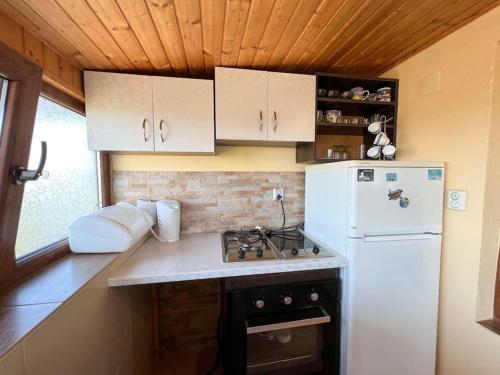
[374,132,390,146]
[368,121,382,134]
[367,145,381,158]
[382,144,396,157]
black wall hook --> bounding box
[12,141,47,185]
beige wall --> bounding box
[0,252,152,375]
[112,146,304,172]
[384,6,500,375]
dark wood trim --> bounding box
[495,250,500,320]
[41,81,85,116]
[0,240,70,291]
[152,284,160,356]
[478,319,500,335]
[477,250,500,335]
[99,152,113,207]
[0,42,43,287]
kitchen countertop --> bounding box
[108,232,348,287]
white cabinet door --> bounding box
[153,77,214,153]
[267,72,315,142]
[215,67,268,141]
[84,71,154,151]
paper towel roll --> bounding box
[156,200,180,242]
[137,198,157,224]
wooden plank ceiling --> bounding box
[1,0,499,77]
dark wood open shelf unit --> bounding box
[297,73,399,163]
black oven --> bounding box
[223,271,341,374]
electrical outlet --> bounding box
[447,190,467,211]
[273,187,284,201]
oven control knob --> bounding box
[283,296,293,305]
[256,247,263,258]
[254,299,265,309]
[238,249,245,259]
[291,247,298,256]
[312,245,320,254]
[310,292,319,302]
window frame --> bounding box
[0,42,111,290]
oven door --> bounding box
[245,306,333,375]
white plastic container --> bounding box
[156,200,180,242]
[69,203,153,253]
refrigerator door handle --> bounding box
[363,233,441,242]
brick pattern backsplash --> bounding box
[113,171,305,233]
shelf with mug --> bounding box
[316,122,395,128]
[317,97,396,106]
[296,72,398,164]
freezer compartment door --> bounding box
[348,167,444,237]
[344,235,442,375]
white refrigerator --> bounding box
[304,161,445,375]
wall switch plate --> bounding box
[447,190,467,211]
[273,188,284,201]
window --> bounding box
[0,77,7,141]
[15,97,100,259]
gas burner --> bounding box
[222,226,334,262]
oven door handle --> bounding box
[246,307,331,334]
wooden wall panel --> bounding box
[2,0,500,82]
[0,9,84,101]
[200,0,225,74]
[157,279,220,366]
[236,0,275,68]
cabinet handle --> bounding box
[142,119,150,142]
[259,110,263,131]
[160,119,167,143]
[273,111,278,132]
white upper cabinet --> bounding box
[85,71,154,152]
[215,67,315,143]
[153,77,214,153]
[267,72,316,142]
[215,67,268,141]
[84,71,214,153]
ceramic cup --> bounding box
[351,87,370,100]
[368,121,382,134]
[318,88,327,97]
[367,145,381,158]
[340,90,352,99]
[328,89,339,98]
[382,144,396,157]
[325,109,341,123]
[376,87,392,102]
[374,132,390,146]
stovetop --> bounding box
[222,225,334,262]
